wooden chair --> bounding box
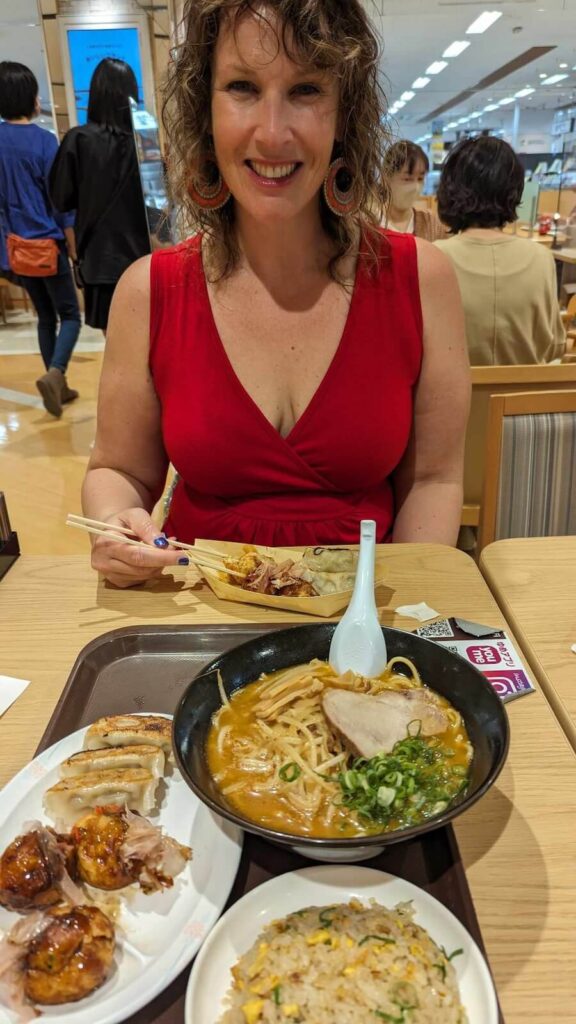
[0,277,10,325]
[477,389,576,553]
[560,293,576,328]
[463,363,576,527]
[0,276,31,323]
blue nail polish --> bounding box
[178,556,190,566]
[154,536,169,548]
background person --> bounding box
[49,58,150,335]
[435,136,565,365]
[383,140,447,241]
[0,61,81,418]
[81,0,469,588]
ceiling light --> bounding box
[393,101,406,109]
[542,73,568,84]
[426,60,448,75]
[446,121,458,128]
[499,96,515,105]
[539,73,548,78]
[559,63,568,69]
[484,103,499,111]
[466,11,503,34]
[400,91,415,102]
[443,41,471,59]
[412,77,430,89]
[457,117,469,123]
[515,87,535,97]
[469,111,482,119]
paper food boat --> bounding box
[193,539,387,618]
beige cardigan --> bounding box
[413,208,448,242]
[434,233,566,365]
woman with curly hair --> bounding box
[435,135,565,365]
[82,0,469,588]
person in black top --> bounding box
[49,58,150,334]
[0,62,81,417]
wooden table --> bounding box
[481,536,576,749]
[1,548,576,1023]
[552,246,576,264]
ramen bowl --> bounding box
[172,624,509,862]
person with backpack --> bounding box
[0,61,81,418]
[49,58,150,336]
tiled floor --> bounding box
[0,309,104,555]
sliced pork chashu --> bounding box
[322,688,448,759]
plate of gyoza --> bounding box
[0,713,242,1023]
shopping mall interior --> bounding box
[2,7,576,1024]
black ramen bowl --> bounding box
[173,624,509,862]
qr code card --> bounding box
[416,618,535,702]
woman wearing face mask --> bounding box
[383,141,447,241]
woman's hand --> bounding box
[90,508,186,588]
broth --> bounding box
[206,660,472,839]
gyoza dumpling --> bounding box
[299,568,357,595]
[83,715,172,757]
[59,745,165,779]
[302,547,358,573]
[44,768,159,823]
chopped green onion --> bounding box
[272,984,282,1005]
[358,934,396,946]
[434,961,447,981]
[279,762,301,783]
[445,946,464,961]
[318,907,337,927]
[334,736,469,830]
[390,981,418,1009]
[376,786,396,808]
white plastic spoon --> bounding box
[329,519,388,677]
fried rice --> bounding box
[218,899,468,1024]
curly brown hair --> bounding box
[162,0,388,280]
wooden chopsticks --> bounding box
[65,515,244,577]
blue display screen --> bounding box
[66,27,143,124]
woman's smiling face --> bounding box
[211,9,340,225]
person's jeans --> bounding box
[20,247,81,373]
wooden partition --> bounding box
[463,363,576,526]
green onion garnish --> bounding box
[318,907,337,927]
[279,762,301,783]
[334,736,469,829]
[358,934,396,946]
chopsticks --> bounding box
[65,514,245,577]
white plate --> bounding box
[185,865,499,1024]
[0,716,243,1023]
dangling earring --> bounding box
[187,158,231,210]
[323,157,358,217]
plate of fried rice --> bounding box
[185,865,498,1024]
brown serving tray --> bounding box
[36,625,504,1024]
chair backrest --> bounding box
[464,363,576,525]
[565,294,576,323]
[477,389,576,552]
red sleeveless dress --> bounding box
[150,230,422,545]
